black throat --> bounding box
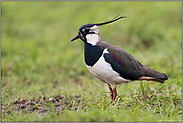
[84,42,104,67]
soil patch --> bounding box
[2,95,84,116]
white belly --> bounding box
[86,49,131,85]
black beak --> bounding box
[71,34,80,42]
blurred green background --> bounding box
[1,1,182,122]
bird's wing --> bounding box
[97,41,168,82]
[101,42,145,80]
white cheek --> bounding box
[90,25,99,32]
[86,34,100,45]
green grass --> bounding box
[1,1,182,122]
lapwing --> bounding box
[71,14,168,101]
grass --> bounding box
[1,1,182,122]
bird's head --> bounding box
[71,14,126,45]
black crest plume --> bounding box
[95,13,126,26]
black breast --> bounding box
[84,42,104,67]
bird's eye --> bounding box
[84,29,90,33]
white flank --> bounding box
[86,48,132,86]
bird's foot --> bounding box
[110,100,115,106]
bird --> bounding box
[71,14,168,102]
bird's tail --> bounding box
[139,66,168,83]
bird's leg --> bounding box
[112,87,117,101]
[110,84,117,101]
[108,84,117,106]
[108,85,113,100]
